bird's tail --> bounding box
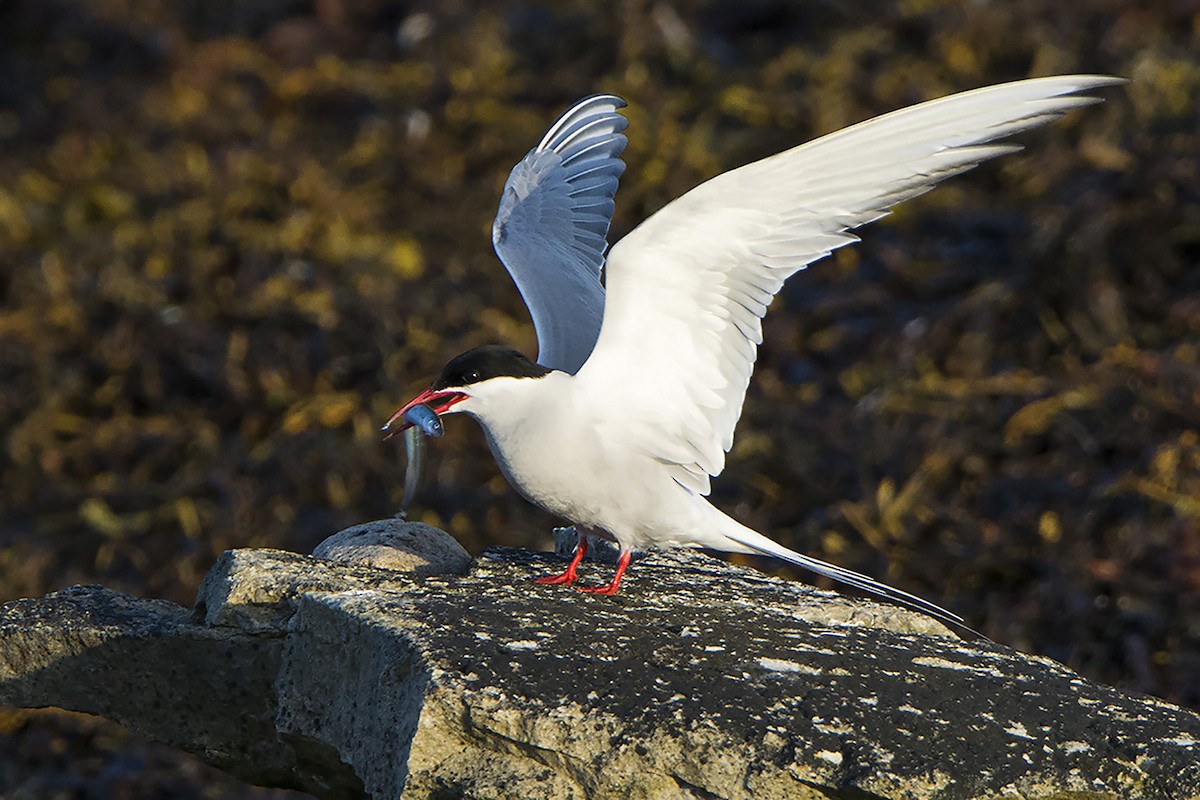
[719,515,973,634]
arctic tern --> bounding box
[385,76,1121,628]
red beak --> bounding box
[382,387,468,440]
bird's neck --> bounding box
[460,371,573,441]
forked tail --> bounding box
[722,520,978,635]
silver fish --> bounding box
[403,403,444,437]
[401,424,425,515]
[400,403,442,514]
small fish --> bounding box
[399,403,442,514]
[403,403,444,437]
[401,425,425,515]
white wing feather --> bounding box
[493,95,628,374]
[578,75,1123,494]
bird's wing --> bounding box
[579,75,1122,494]
[492,95,629,374]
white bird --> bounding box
[385,76,1122,629]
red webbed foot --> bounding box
[534,569,579,586]
[533,536,588,586]
[574,550,632,596]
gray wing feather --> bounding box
[493,95,628,374]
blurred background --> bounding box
[1,0,1198,795]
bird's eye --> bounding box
[464,370,481,384]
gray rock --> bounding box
[552,525,623,563]
[312,518,472,576]
[0,581,363,797]
[2,545,1199,799]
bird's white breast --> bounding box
[460,372,705,547]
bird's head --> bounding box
[382,345,550,438]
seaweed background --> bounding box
[1,0,1197,795]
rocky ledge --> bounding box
[1,521,1198,799]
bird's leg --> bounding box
[534,536,588,585]
[575,549,632,596]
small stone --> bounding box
[312,519,471,576]
[552,526,623,563]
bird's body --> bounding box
[466,369,731,552]
[387,76,1123,626]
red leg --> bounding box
[533,537,588,585]
[576,550,632,596]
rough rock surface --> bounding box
[2,545,1199,800]
[311,518,472,576]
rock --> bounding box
[552,525,623,562]
[2,546,1199,800]
[312,518,472,576]
[0,582,363,798]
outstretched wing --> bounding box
[492,95,629,374]
[579,75,1123,494]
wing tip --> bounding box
[537,94,630,153]
[1044,73,1128,89]
[566,93,627,113]
[983,74,1128,107]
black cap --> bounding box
[432,345,551,389]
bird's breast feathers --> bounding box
[464,372,701,538]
